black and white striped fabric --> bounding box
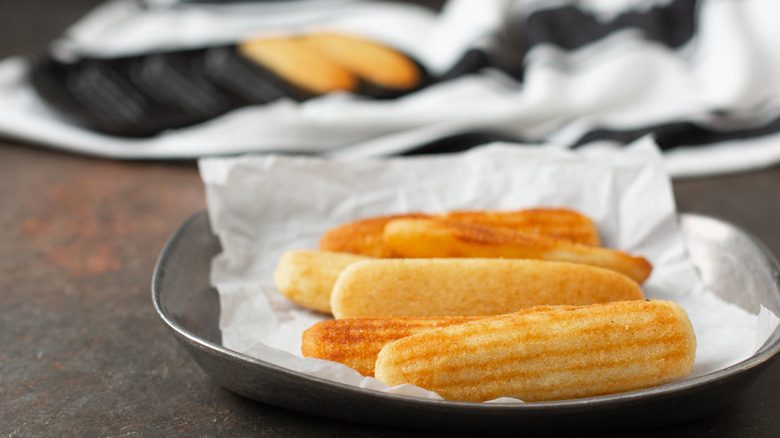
[2,0,780,177]
[485,0,780,177]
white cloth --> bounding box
[3,0,780,178]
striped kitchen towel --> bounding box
[1,0,780,178]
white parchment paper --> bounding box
[198,137,780,402]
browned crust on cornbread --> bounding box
[301,316,481,376]
[318,213,428,258]
[319,208,601,258]
[374,300,696,402]
[301,33,421,89]
[329,258,644,318]
[439,208,600,246]
[383,218,652,283]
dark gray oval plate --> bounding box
[152,210,780,434]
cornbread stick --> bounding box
[273,250,371,313]
[239,37,356,94]
[374,300,696,402]
[301,34,421,89]
[438,208,600,246]
[301,316,481,376]
[329,258,644,318]
[319,208,600,257]
[383,218,652,283]
[318,213,428,258]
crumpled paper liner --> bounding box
[198,136,780,402]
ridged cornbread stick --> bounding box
[383,218,652,283]
[319,208,601,257]
[374,300,696,402]
[318,213,428,258]
[329,258,644,318]
[437,208,600,246]
[273,250,371,313]
[301,316,481,376]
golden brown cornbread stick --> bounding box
[319,208,600,257]
[318,213,428,258]
[273,250,371,313]
[329,258,644,318]
[383,218,652,283]
[301,34,421,89]
[238,37,356,94]
[438,208,600,246]
[301,316,481,376]
[374,300,696,402]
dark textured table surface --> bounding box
[2,1,779,437]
